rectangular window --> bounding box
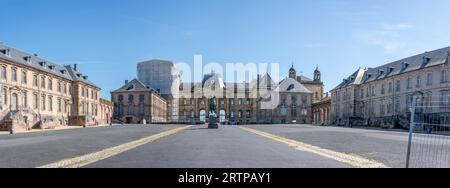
[22,71,27,84]
[33,94,38,109]
[22,92,27,107]
[396,80,401,92]
[11,68,17,82]
[41,95,46,110]
[1,66,6,80]
[57,82,62,93]
[388,82,393,93]
[33,75,38,87]
[416,76,421,88]
[381,84,385,94]
[427,73,433,86]
[48,96,53,111]
[41,76,45,89]
[441,70,448,83]
[48,78,53,91]
[58,98,62,112]
[407,77,411,89]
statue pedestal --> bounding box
[208,115,219,129]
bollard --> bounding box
[10,128,15,134]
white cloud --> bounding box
[357,23,414,54]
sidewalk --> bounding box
[0,124,112,135]
[323,124,409,133]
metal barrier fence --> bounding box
[406,97,450,168]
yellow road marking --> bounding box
[38,126,192,168]
[240,126,389,168]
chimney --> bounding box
[125,80,129,84]
[74,64,78,71]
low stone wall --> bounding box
[68,116,98,126]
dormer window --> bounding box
[422,56,431,67]
[76,73,82,77]
[387,67,394,73]
[402,62,409,70]
[24,56,32,63]
[350,76,355,81]
[366,74,372,80]
[82,76,88,80]
[60,70,66,74]
[39,61,46,66]
[378,69,385,76]
[2,49,11,57]
[446,51,449,64]
[48,65,55,70]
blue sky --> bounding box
[1,0,450,99]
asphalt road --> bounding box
[0,125,183,168]
[246,125,411,168]
[0,124,418,168]
[86,125,351,168]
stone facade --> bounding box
[99,98,113,125]
[312,94,331,125]
[178,66,319,124]
[331,47,450,128]
[0,44,104,132]
[111,79,167,124]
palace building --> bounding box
[178,66,321,124]
[331,46,450,128]
[113,60,325,124]
[0,43,110,132]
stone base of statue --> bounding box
[208,115,219,129]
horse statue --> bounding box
[209,96,217,117]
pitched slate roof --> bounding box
[112,78,154,93]
[0,43,72,80]
[333,46,450,90]
[65,65,99,88]
[297,75,313,82]
[276,77,312,93]
[332,68,366,91]
[361,46,450,83]
[0,43,99,88]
